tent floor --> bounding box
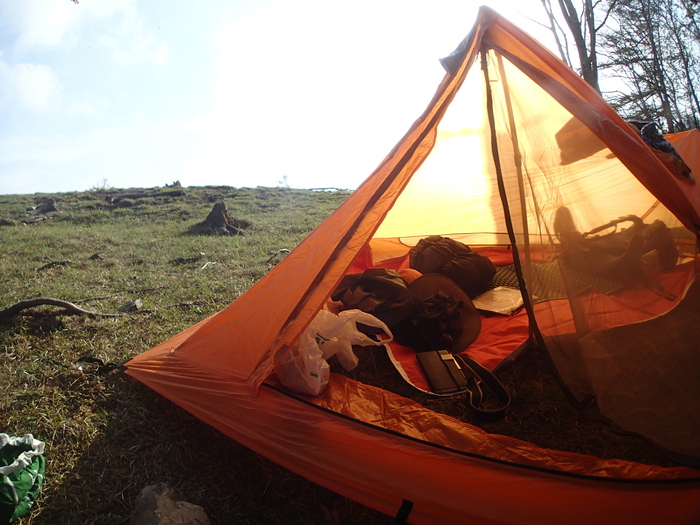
[330,278,700,468]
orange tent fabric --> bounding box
[126,6,700,524]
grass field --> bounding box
[0,185,683,524]
[1,186,394,524]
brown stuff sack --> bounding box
[332,268,417,333]
[410,236,496,299]
[554,208,679,286]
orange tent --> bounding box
[126,6,700,524]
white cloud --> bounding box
[64,98,105,119]
[0,56,61,113]
[0,0,560,195]
[12,62,61,112]
[97,2,168,66]
[0,0,167,66]
[0,0,81,52]
[99,32,168,66]
[0,0,167,120]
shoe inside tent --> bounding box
[125,6,700,524]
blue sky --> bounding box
[0,0,551,195]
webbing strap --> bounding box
[395,499,414,524]
[455,354,511,422]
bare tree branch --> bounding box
[0,298,123,318]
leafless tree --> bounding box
[600,0,699,131]
[540,0,619,93]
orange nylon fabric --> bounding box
[125,358,700,525]
[126,6,700,522]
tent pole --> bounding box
[490,51,591,338]
[494,53,531,266]
[482,49,537,342]
[483,49,591,408]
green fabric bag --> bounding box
[0,434,45,525]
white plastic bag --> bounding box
[275,309,393,396]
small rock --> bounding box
[35,198,58,214]
[130,483,211,525]
[0,218,14,226]
[119,299,143,312]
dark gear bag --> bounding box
[555,209,679,285]
[409,236,496,299]
[332,268,417,332]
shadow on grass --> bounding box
[27,372,391,525]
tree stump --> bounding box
[191,201,250,235]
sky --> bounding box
[0,0,554,195]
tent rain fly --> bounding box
[126,6,700,524]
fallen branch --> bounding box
[0,298,122,318]
[170,252,205,265]
[265,249,290,265]
[36,260,71,271]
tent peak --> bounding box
[440,5,500,75]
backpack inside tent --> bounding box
[125,6,700,524]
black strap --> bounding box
[455,354,511,421]
[394,499,414,524]
[583,214,644,237]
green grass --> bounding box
[0,185,679,524]
[1,186,390,525]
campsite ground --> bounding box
[0,186,683,524]
[0,186,393,524]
